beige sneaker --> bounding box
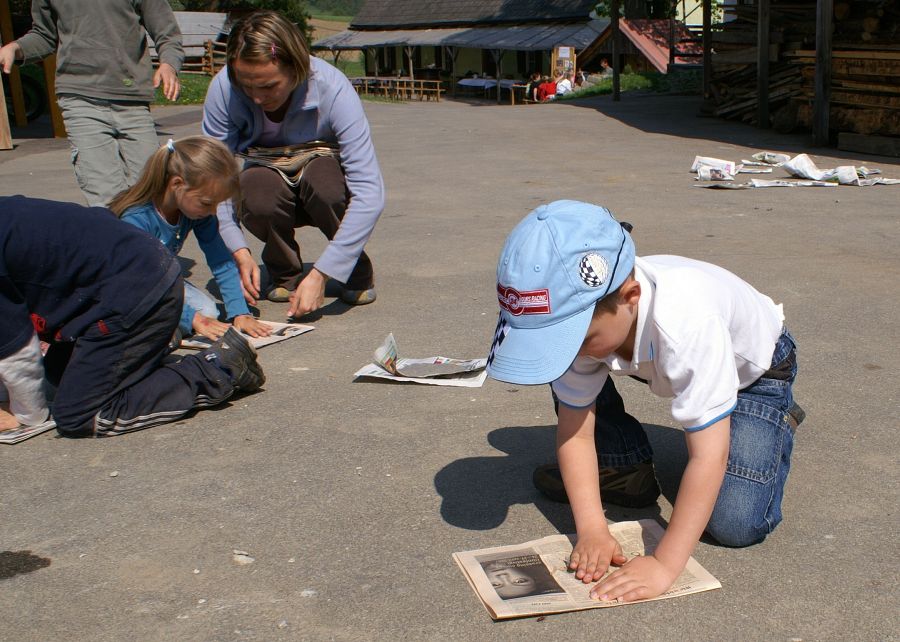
[266,287,292,303]
[340,287,376,305]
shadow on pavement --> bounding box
[435,422,687,534]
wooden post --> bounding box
[492,49,504,104]
[0,0,26,127]
[814,0,833,146]
[668,19,676,67]
[445,46,458,96]
[702,0,712,102]
[405,46,414,80]
[42,55,65,138]
[611,0,621,102]
[0,70,12,149]
[757,0,770,128]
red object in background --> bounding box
[537,82,557,102]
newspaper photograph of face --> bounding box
[477,549,565,601]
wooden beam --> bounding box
[42,55,66,138]
[445,46,458,96]
[611,0,620,102]
[405,46,414,80]
[703,0,712,101]
[0,0,26,127]
[814,0,833,146]
[492,49,504,104]
[0,67,12,149]
[757,0,770,128]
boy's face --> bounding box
[578,281,640,362]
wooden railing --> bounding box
[350,77,444,101]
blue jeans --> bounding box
[589,328,799,547]
[182,280,219,335]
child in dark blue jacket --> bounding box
[0,196,264,437]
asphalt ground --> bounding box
[1,93,898,642]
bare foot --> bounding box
[0,406,20,430]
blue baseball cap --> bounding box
[486,200,635,385]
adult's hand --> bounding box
[233,248,260,306]
[288,268,326,318]
[153,62,180,101]
[0,42,22,74]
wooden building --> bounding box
[312,0,607,80]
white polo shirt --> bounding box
[551,255,784,431]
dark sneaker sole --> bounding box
[219,328,265,392]
[533,463,661,508]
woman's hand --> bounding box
[232,315,272,338]
[287,269,326,318]
[192,313,230,341]
[568,530,627,583]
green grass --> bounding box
[153,73,212,105]
[331,58,365,78]
[555,70,703,101]
[554,72,655,101]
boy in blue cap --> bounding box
[487,200,801,602]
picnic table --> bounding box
[457,78,526,105]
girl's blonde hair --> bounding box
[226,10,310,91]
[108,136,240,217]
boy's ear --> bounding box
[621,279,641,306]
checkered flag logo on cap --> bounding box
[487,314,510,366]
[578,252,609,288]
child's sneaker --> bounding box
[533,460,660,508]
[199,328,265,392]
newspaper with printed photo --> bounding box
[354,333,487,387]
[453,519,721,620]
[180,321,314,350]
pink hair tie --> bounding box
[270,44,277,59]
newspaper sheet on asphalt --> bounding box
[453,519,721,620]
[180,321,314,350]
[692,151,900,188]
[354,333,487,387]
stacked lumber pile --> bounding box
[709,0,900,140]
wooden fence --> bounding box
[152,40,226,76]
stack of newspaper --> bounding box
[354,333,487,387]
[453,519,721,620]
[0,418,56,445]
[238,141,340,187]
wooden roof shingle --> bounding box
[351,0,599,29]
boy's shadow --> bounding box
[434,423,687,535]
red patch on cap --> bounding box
[497,284,551,315]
